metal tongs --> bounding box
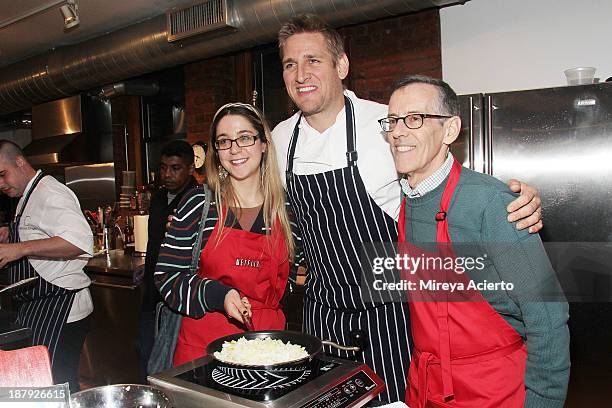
[243,314,254,331]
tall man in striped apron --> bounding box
[271,14,544,404]
[0,140,93,392]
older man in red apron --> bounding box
[398,160,529,407]
[382,75,570,407]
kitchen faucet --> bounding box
[112,223,126,250]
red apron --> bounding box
[173,213,289,366]
[399,159,527,408]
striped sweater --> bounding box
[154,185,305,318]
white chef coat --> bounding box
[16,171,93,322]
[272,90,401,220]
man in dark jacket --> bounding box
[139,140,197,380]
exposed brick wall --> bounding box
[341,9,441,104]
[185,54,236,144]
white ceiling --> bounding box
[0,0,196,68]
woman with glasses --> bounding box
[154,103,304,366]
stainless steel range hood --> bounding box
[23,134,82,166]
[24,94,113,166]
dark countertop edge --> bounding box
[0,312,32,346]
[84,265,135,279]
[84,250,145,279]
[0,326,32,346]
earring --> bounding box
[218,165,228,181]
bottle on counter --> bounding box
[124,216,134,244]
[148,171,160,193]
[94,206,107,253]
[137,185,151,213]
[104,205,113,227]
[103,226,110,253]
[97,206,104,229]
[129,192,138,211]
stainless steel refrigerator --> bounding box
[452,82,612,406]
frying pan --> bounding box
[206,330,367,391]
[207,329,366,369]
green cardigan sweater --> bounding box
[402,166,570,408]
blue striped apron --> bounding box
[7,172,76,365]
[285,96,412,403]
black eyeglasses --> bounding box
[378,113,452,132]
[214,134,260,150]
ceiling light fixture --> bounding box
[59,0,79,30]
[0,0,79,30]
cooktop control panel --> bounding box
[301,370,379,408]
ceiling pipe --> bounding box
[0,0,465,114]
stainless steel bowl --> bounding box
[70,384,172,408]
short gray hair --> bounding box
[391,75,459,116]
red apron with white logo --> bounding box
[173,213,289,366]
[399,159,527,407]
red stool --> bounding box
[0,345,54,387]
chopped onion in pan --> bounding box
[214,337,309,365]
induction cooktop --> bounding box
[149,354,384,408]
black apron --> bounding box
[8,172,76,365]
[285,96,412,403]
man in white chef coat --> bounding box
[0,140,92,392]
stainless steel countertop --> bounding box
[84,249,145,278]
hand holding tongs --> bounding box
[225,289,254,329]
